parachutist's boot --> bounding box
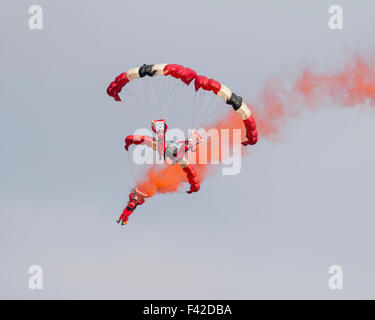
[121,219,128,225]
[117,209,128,225]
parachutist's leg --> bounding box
[118,207,135,225]
[117,208,127,224]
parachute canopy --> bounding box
[107,63,258,146]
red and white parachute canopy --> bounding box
[107,63,258,146]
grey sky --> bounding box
[1,0,375,299]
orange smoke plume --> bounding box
[136,54,375,197]
[255,54,375,140]
[136,164,186,197]
[135,112,246,197]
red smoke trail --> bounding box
[136,54,375,197]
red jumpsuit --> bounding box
[117,192,145,225]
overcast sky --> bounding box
[1,0,375,299]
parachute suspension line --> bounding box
[140,75,150,112]
[195,89,208,126]
[165,81,186,120]
[193,89,206,127]
[134,76,147,107]
[192,89,203,128]
[126,78,154,122]
[160,76,174,116]
[168,82,185,114]
[192,89,220,127]
[157,76,165,116]
[199,93,217,123]
[126,91,152,122]
[127,148,135,179]
[204,102,223,123]
[192,90,198,128]
[134,78,153,119]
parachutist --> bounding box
[117,188,147,226]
